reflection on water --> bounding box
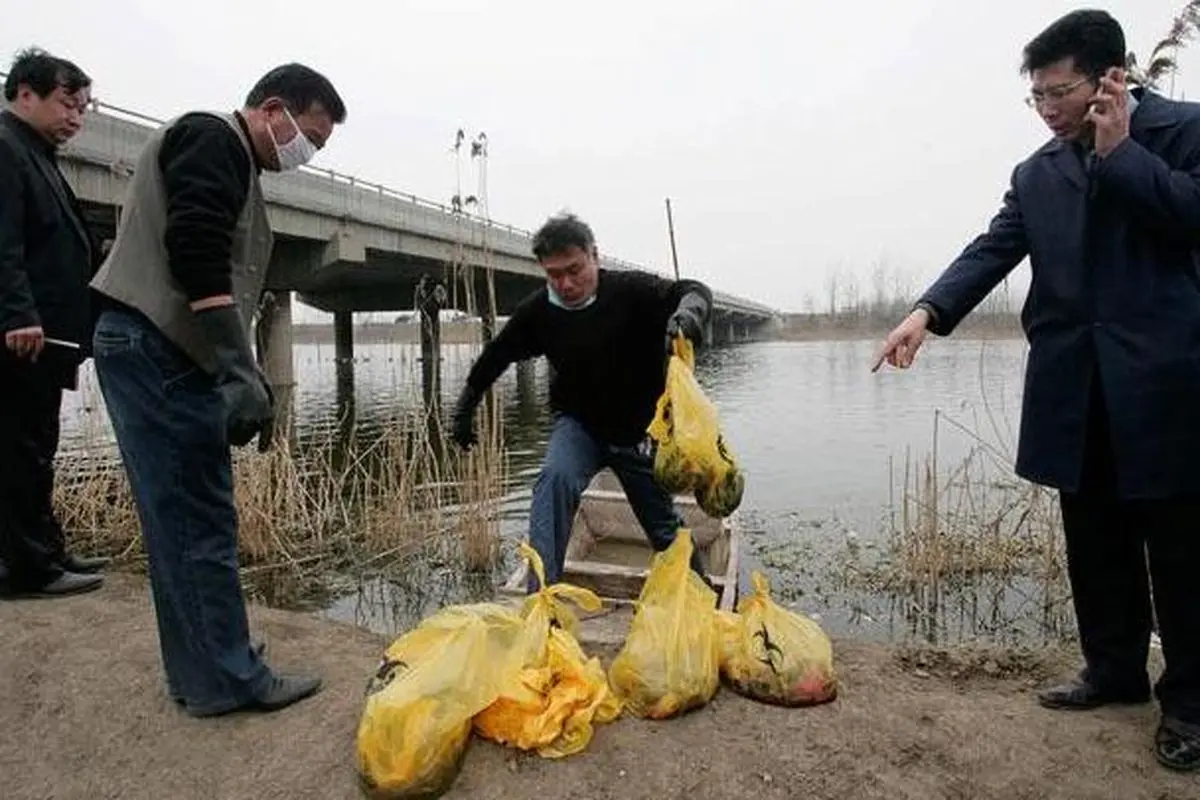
[60,335,1068,646]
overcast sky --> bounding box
[5,0,1199,319]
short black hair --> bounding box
[244,63,346,124]
[4,47,91,103]
[1021,9,1126,78]
[532,213,596,260]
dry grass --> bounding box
[51,372,509,605]
[836,345,1075,646]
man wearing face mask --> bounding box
[450,213,713,592]
[89,63,346,717]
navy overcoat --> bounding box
[920,88,1200,500]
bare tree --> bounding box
[825,264,842,316]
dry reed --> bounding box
[837,344,1074,645]
[51,372,510,602]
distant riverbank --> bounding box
[779,312,1023,341]
[293,313,1025,347]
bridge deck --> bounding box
[29,92,775,319]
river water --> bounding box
[61,334,1067,646]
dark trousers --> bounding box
[1061,382,1200,724]
[92,308,269,715]
[0,358,67,590]
[527,413,703,592]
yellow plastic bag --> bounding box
[356,602,535,799]
[716,571,838,707]
[608,530,721,719]
[473,543,623,758]
[647,335,745,517]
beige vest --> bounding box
[91,111,273,373]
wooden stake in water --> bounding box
[665,197,681,280]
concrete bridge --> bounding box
[7,90,780,406]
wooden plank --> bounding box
[499,487,743,608]
[719,512,741,612]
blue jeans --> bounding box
[92,307,270,715]
[527,414,703,592]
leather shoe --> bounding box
[60,553,110,574]
[16,571,104,598]
[1036,678,1150,710]
[1156,722,1200,771]
[249,673,322,712]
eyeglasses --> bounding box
[1024,76,1092,108]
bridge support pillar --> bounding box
[727,319,737,344]
[416,277,445,428]
[257,290,296,439]
[334,310,354,418]
[516,358,537,403]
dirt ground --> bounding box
[2,574,1196,800]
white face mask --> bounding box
[272,108,317,171]
[547,282,596,311]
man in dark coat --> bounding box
[0,48,110,597]
[876,10,1200,771]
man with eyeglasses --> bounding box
[0,48,110,599]
[874,9,1200,771]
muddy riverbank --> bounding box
[2,571,1193,800]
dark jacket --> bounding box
[0,110,97,386]
[919,87,1200,500]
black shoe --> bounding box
[1036,678,1151,710]
[60,553,110,574]
[14,571,104,598]
[248,673,322,712]
[1156,723,1200,772]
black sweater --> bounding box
[465,268,713,445]
[157,111,259,302]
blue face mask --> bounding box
[547,283,596,311]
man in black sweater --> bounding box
[91,64,346,717]
[451,213,713,590]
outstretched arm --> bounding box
[451,299,542,447]
[873,169,1028,371]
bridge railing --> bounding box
[1,72,775,316]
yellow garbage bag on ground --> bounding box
[646,334,745,517]
[608,530,721,719]
[716,571,838,707]
[356,602,535,799]
[473,543,622,757]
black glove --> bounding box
[195,305,274,451]
[450,384,481,450]
[665,289,708,356]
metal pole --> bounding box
[665,197,681,280]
